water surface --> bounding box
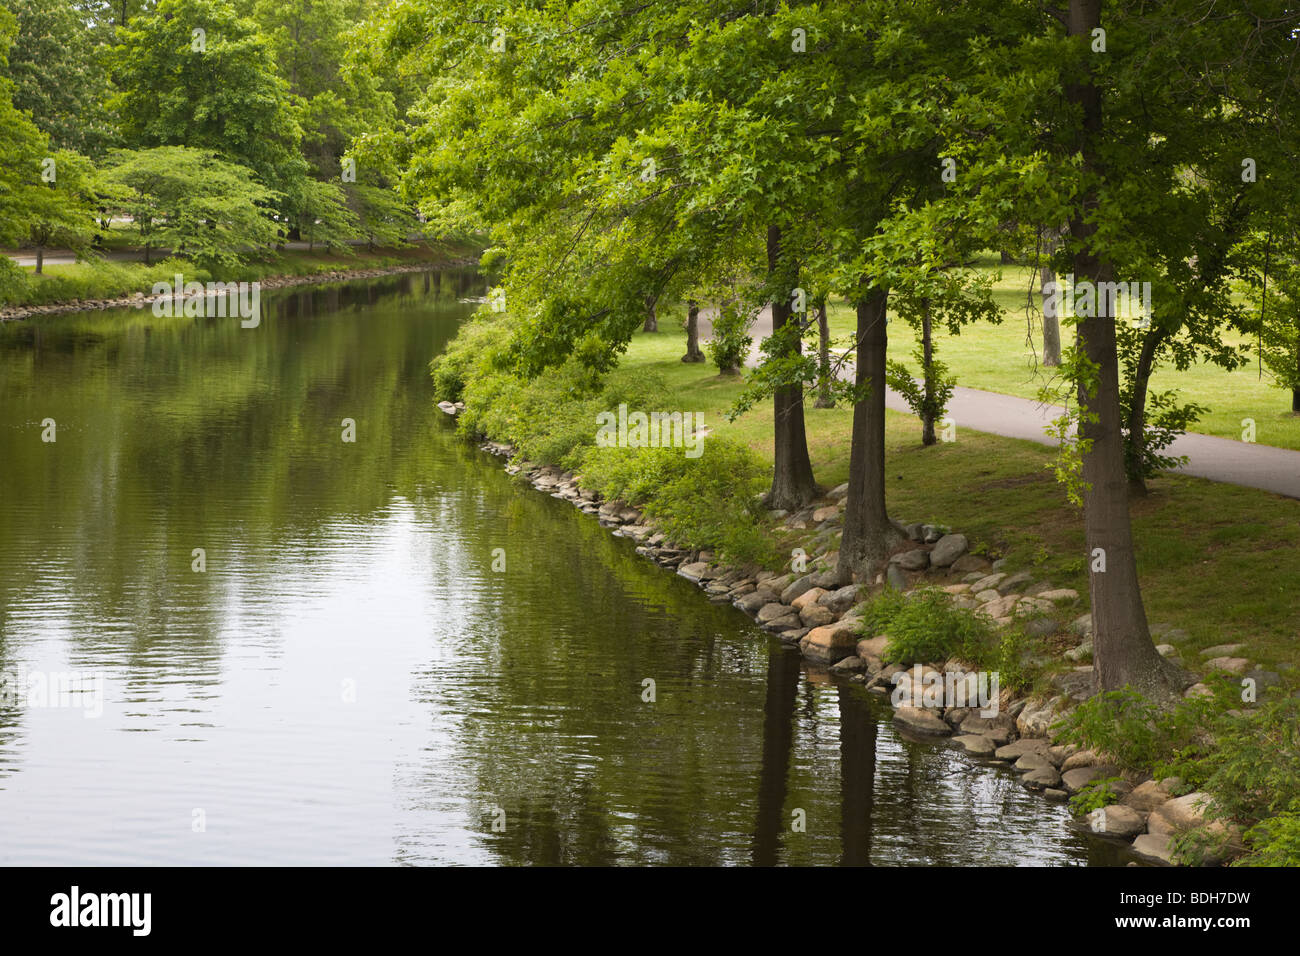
[0,272,1127,865]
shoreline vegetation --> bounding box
[433,315,1300,868]
[0,242,480,320]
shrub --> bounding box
[706,301,752,373]
[1236,803,1300,867]
[1069,776,1124,815]
[859,587,994,664]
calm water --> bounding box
[0,272,1127,866]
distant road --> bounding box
[699,305,1300,500]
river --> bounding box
[0,270,1128,865]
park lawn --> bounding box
[613,326,1300,680]
[822,261,1300,452]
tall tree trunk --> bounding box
[1293,331,1300,413]
[921,297,936,445]
[814,298,834,408]
[682,299,704,362]
[35,246,44,276]
[835,287,903,584]
[642,295,658,333]
[1124,326,1170,497]
[1040,226,1062,367]
[764,224,820,510]
[1068,0,1182,700]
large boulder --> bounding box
[791,587,828,611]
[780,573,819,605]
[800,618,862,665]
[1085,805,1145,839]
[929,533,969,568]
[893,706,951,736]
[1061,764,1122,794]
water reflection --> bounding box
[0,270,1129,865]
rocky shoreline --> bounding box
[0,258,479,322]
[442,402,1252,866]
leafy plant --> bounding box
[1070,776,1123,815]
[705,301,752,374]
[859,587,994,664]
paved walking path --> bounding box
[699,305,1300,500]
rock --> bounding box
[812,504,840,523]
[1243,668,1282,691]
[791,587,827,611]
[780,573,819,605]
[1122,779,1175,813]
[677,561,709,581]
[831,655,866,673]
[978,594,1021,620]
[1052,667,1096,702]
[756,602,795,623]
[1037,588,1079,602]
[1155,644,1178,658]
[949,554,990,574]
[995,739,1051,761]
[828,482,849,500]
[1061,749,1102,773]
[856,635,890,660]
[1044,789,1069,802]
[971,573,1006,592]
[1204,656,1250,674]
[799,604,836,628]
[1200,643,1247,658]
[1061,764,1122,794]
[953,734,997,757]
[1069,613,1093,638]
[997,570,1035,594]
[929,534,969,568]
[886,564,908,591]
[1184,682,1214,699]
[905,522,925,541]
[1085,805,1145,839]
[893,706,952,736]
[1014,753,1055,773]
[1147,792,1212,837]
[819,584,860,614]
[974,588,1001,603]
[1131,833,1175,865]
[1017,698,1064,738]
[892,548,930,571]
[1022,766,1063,789]
[762,614,803,633]
[800,619,863,665]
[959,714,1016,744]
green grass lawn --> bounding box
[820,259,1300,452]
[615,326,1300,679]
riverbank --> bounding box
[0,242,480,320]
[432,321,1300,867]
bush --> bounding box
[858,587,994,664]
[578,438,778,565]
[706,301,752,373]
[1237,803,1300,867]
[1053,687,1232,774]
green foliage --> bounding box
[429,309,511,403]
[1237,802,1300,867]
[705,302,752,375]
[1054,687,1234,774]
[1069,776,1124,816]
[578,439,777,565]
[103,147,280,268]
[886,349,955,435]
[859,587,994,665]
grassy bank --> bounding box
[824,257,1300,452]
[437,314,1300,864]
[0,240,480,310]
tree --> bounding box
[103,146,279,267]
[110,0,305,197]
[1,0,116,155]
[25,150,99,274]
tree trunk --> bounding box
[921,297,936,445]
[1040,227,1062,367]
[764,224,820,510]
[643,295,658,333]
[1124,326,1169,497]
[814,299,834,408]
[835,287,903,584]
[1068,0,1182,701]
[35,246,44,275]
[682,299,705,362]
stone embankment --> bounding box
[447,403,1251,866]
